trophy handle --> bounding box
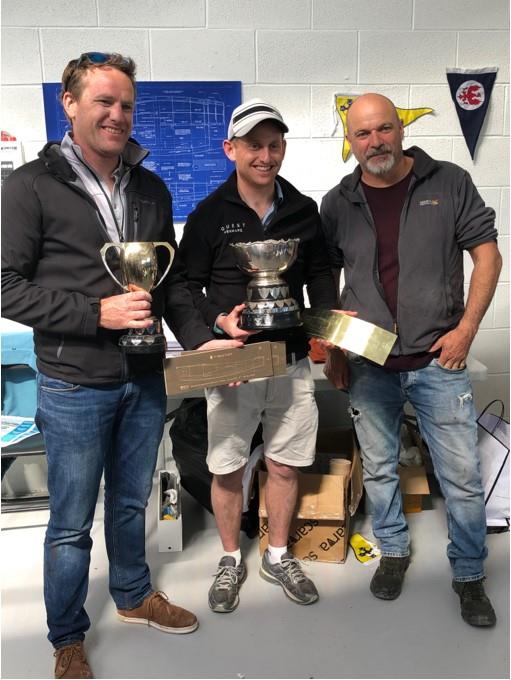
[100,243,128,291]
[151,242,175,290]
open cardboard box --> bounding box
[399,419,431,513]
[399,465,431,513]
[259,428,363,564]
[362,416,431,515]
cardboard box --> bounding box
[400,420,431,512]
[363,464,431,514]
[258,428,363,564]
[361,418,431,515]
[399,465,430,513]
[164,341,286,396]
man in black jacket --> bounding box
[179,99,338,613]
[322,93,502,627]
[1,52,240,678]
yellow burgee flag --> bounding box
[334,94,434,162]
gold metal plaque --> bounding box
[303,310,397,366]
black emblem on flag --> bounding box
[446,67,498,160]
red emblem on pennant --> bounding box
[456,80,485,110]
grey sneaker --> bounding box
[259,550,319,605]
[208,556,247,613]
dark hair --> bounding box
[59,52,137,106]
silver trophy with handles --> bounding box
[230,238,302,330]
[100,241,174,353]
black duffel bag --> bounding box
[169,397,262,538]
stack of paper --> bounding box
[1,416,39,447]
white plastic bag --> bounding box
[477,400,510,530]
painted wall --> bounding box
[1,0,509,412]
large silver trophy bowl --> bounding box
[100,241,174,353]
[230,238,302,330]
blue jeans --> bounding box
[35,371,166,648]
[348,356,487,582]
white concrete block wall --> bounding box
[504,86,510,135]
[257,30,358,83]
[313,0,413,30]
[1,0,509,412]
[1,28,41,83]
[98,0,205,28]
[151,29,255,81]
[208,0,311,29]
[413,0,509,30]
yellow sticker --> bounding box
[349,532,381,565]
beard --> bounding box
[364,146,398,176]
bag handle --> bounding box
[477,399,505,434]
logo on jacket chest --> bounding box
[419,198,440,207]
[220,222,246,235]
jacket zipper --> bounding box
[94,207,115,242]
[394,175,420,353]
[132,203,139,241]
[360,200,387,302]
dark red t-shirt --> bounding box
[362,172,437,371]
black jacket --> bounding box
[1,141,214,385]
[321,146,498,354]
[179,171,338,359]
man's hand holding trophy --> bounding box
[100,241,175,353]
[100,241,242,355]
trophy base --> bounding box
[119,331,166,354]
[240,309,302,330]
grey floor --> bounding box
[1,478,509,680]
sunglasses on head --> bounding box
[64,52,130,91]
[76,52,115,67]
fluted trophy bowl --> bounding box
[231,238,299,275]
[230,238,302,330]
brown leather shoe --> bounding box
[54,641,92,679]
[117,590,198,634]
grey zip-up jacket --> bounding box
[320,146,497,355]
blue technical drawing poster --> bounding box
[43,81,241,221]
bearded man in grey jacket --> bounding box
[321,93,502,628]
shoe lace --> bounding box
[212,565,239,590]
[54,642,86,666]
[145,590,171,622]
[280,556,308,584]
